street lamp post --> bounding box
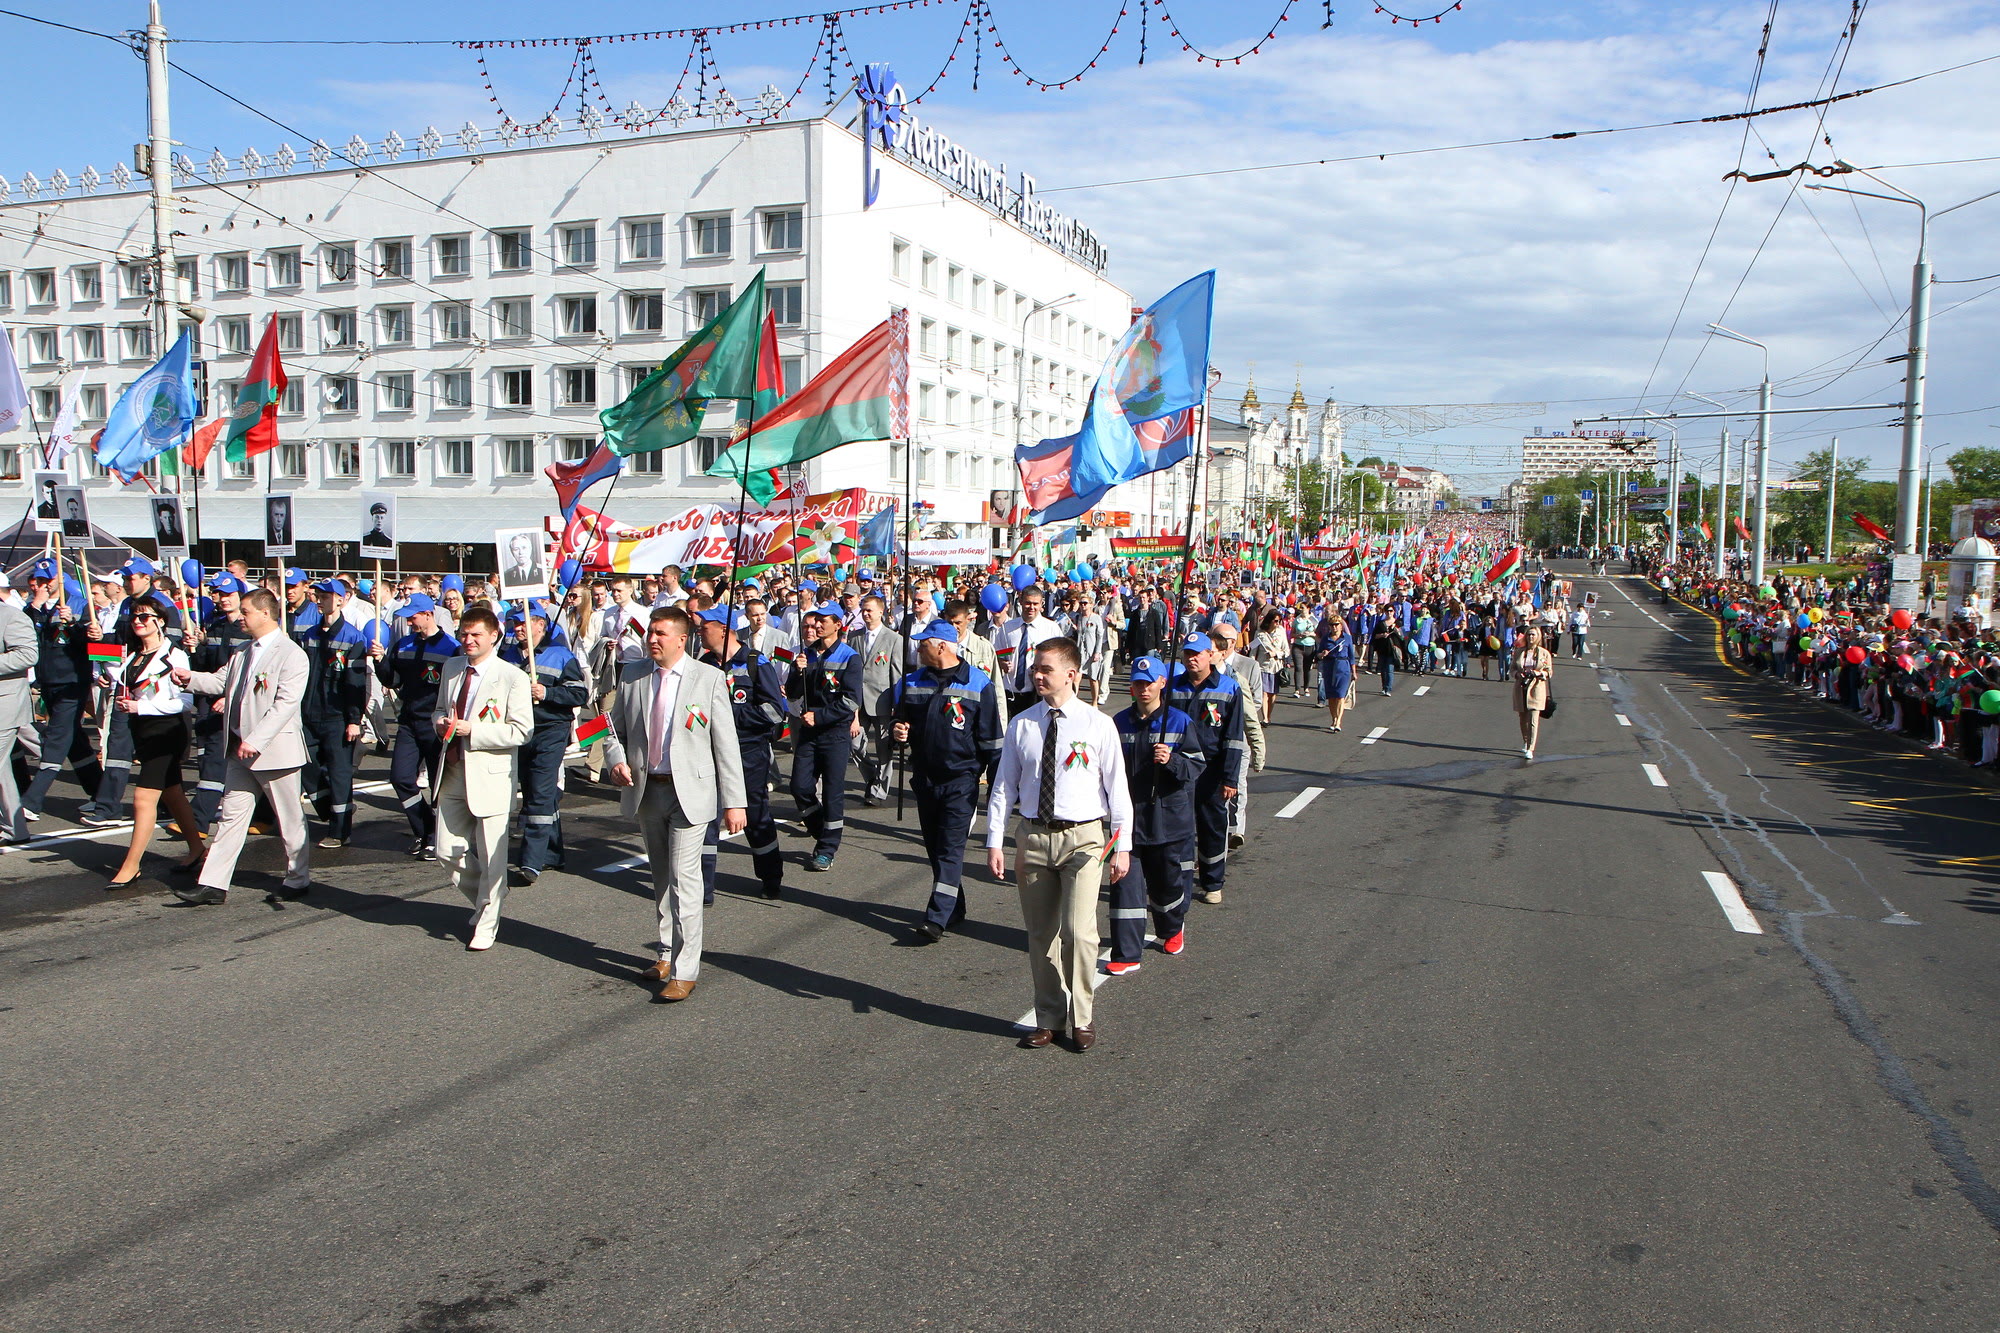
[1708,324,1773,588]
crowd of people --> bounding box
[5,532,1615,1051]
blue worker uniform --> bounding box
[286,598,322,644]
[23,600,102,814]
[700,645,791,902]
[301,615,370,841]
[187,611,254,830]
[787,640,862,860]
[377,628,459,845]
[80,591,183,822]
[893,659,1002,931]
[502,638,588,875]
[1110,703,1205,962]
[1166,665,1247,895]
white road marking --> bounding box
[1641,763,1668,787]
[1615,714,1632,727]
[1361,726,1389,745]
[1413,686,1430,697]
[7,780,397,851]
[1613,582,1693,640]
[1702,870,1764,934]
[1275,787,1325,819]
[1598,683,1611,692]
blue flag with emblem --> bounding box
[95,330,196,479]
[859,502,897,559]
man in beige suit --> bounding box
[602,606,747,1002]
[430,606,533,951]
[171,589,313,905]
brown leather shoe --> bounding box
[1017,1027,1056,1049]
[641,959,672,982]
[1071,1024,1096,1053]
[656,977,696,1002]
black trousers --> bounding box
[302,713,357,840]
[81,706,131,818]
[189,706,229,830]
[914,772,978,929]
[704,739,783,903]
[24,685,102,814]
[1193,775,1230,892]
[1109,836,1195,962]
[515,725,569,872]
[389,720,442,842]
[790,726,852,858]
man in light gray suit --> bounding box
[846,593,905,805]
[170,589,312,904]
[603,605,746,1002]
[0,595,39,842]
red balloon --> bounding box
[1891,608,1914,630]
[1799,650,1813,664]
[1897,654,1916,671]
[1844,645,1867,665]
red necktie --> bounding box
[447,665,474,765]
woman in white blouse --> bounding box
[106,604,205,887]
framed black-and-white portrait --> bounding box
[151,495,189,560]
[265,494,296,557]
[55,486,89,539]
[32,470,65,534]
[359,491,397,561]
[494,527,548,601]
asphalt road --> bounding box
[7,564,2000,1331]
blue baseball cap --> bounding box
[400,593,438,614]
[1180,632,1213,653]
[698,607,750,631]
[117,556,157,577]
[1129,654,1170,684]
[207,573,249,594]
[914,620,960,644]
[807,602,843,619]
[285,567,310,586]
[29,556,57,581]
[312,578,346,595]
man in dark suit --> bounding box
[845,593,904,805]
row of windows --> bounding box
[0,211,809,314]
[15,283,806,369]
[888,237,1109,359]
[883,441,1020,493]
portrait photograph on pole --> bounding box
[32,470,64,533]
[150,495,188,559]
[493,526,548,600]
[359,492,397,561]
[264,494,296,557]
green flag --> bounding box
[601,270,766,457]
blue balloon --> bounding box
[980,583,1009,613]
[1010,564,1037,591]
[1069,566,1088,584]
[556,558,581,590]
[1796,614,1812,629]
[931,590,946,612]
[180,558,203,589]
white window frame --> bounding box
[690,213,733,259]
[558,223,598,268]
[759,208,804,253]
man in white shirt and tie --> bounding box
[430,608,533,950]
[992,586,1062,717]
[987,635,1132,1053]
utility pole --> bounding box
[1665,429,1681,563]
[1714,429,1730,578]
[145,0,176,360]
[1823,437,1838,562]
[1752,375,1772,586]
[1734,429,1748,564]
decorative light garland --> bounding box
[1373,2,1466,24]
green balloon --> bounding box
[1721,607,1739,620]
[1982,690,2000,716]
[1758,585,1775,599]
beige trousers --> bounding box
[1517,707,1542,751]
[437,763,511,948]
[199,759,310,894]
[1014,819,1107,1031]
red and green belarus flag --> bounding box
[707,310,909,505]
[1699,520,1714,541]
[1482,545,1524,583]
[87,641,125,667]
[602,270,767,457]
[574,714,611,749]
[224,317,288,467]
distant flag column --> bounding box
[223,316,289,467]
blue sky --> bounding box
[13,1,2000,492]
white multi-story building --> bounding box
[1519,430,1659,486]
[0,105,1129,569]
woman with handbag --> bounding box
[1253,610,1287,724]
[106,605,205,887]
[1289,605,1317,698]
[1512,626,1555,761]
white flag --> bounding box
[0,324,26,434]
[47,372,82,463]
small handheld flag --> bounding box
[87,642,125,666]
[1852,512,1891,542]
[575,714,611,748]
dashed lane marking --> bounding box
[1275,787,1325,819]
[1362,727,1389,745]
[1702,870,1764,934]
[1642,763,1668,787]
[1413,686,1430,696]
[1615,715,1632,727]
[1598,683,1611,692]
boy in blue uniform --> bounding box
[371,593,458,857]
[503,601,588,884]
[787,604,862,872]
[301,579,370,847]
[78,557,184,826]
[1108,656,1205,973]
[185,573,255,831]
[891,620,1002,942]
[23,558,101,818]
[697,606,790,902]
[1167,632,1247,905]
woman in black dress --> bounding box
[106,606,206,887]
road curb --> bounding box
[1660,583,2000,793]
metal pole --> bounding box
[1751,374,1772,588]
[145,1,176,359]
[1734,429,1749,566]
[1894,231,1932,609]
[1824,437,1838,562]
[1714,430,1729,578]
[1922,451,1935,560]
[1666,430,1681,563]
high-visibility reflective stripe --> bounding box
[1178,861,1196,872]
[102,759,131,771]
[824,819,844,830]
[197,781,226,793]
[524,814,557,825]
[331,803,351,814]
[1200,852,1226,865]
[1110,908,1148,919]
[400,793,425,808]
[748,839,780,856]
[932,880,959,901]
[36,762,62,772]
